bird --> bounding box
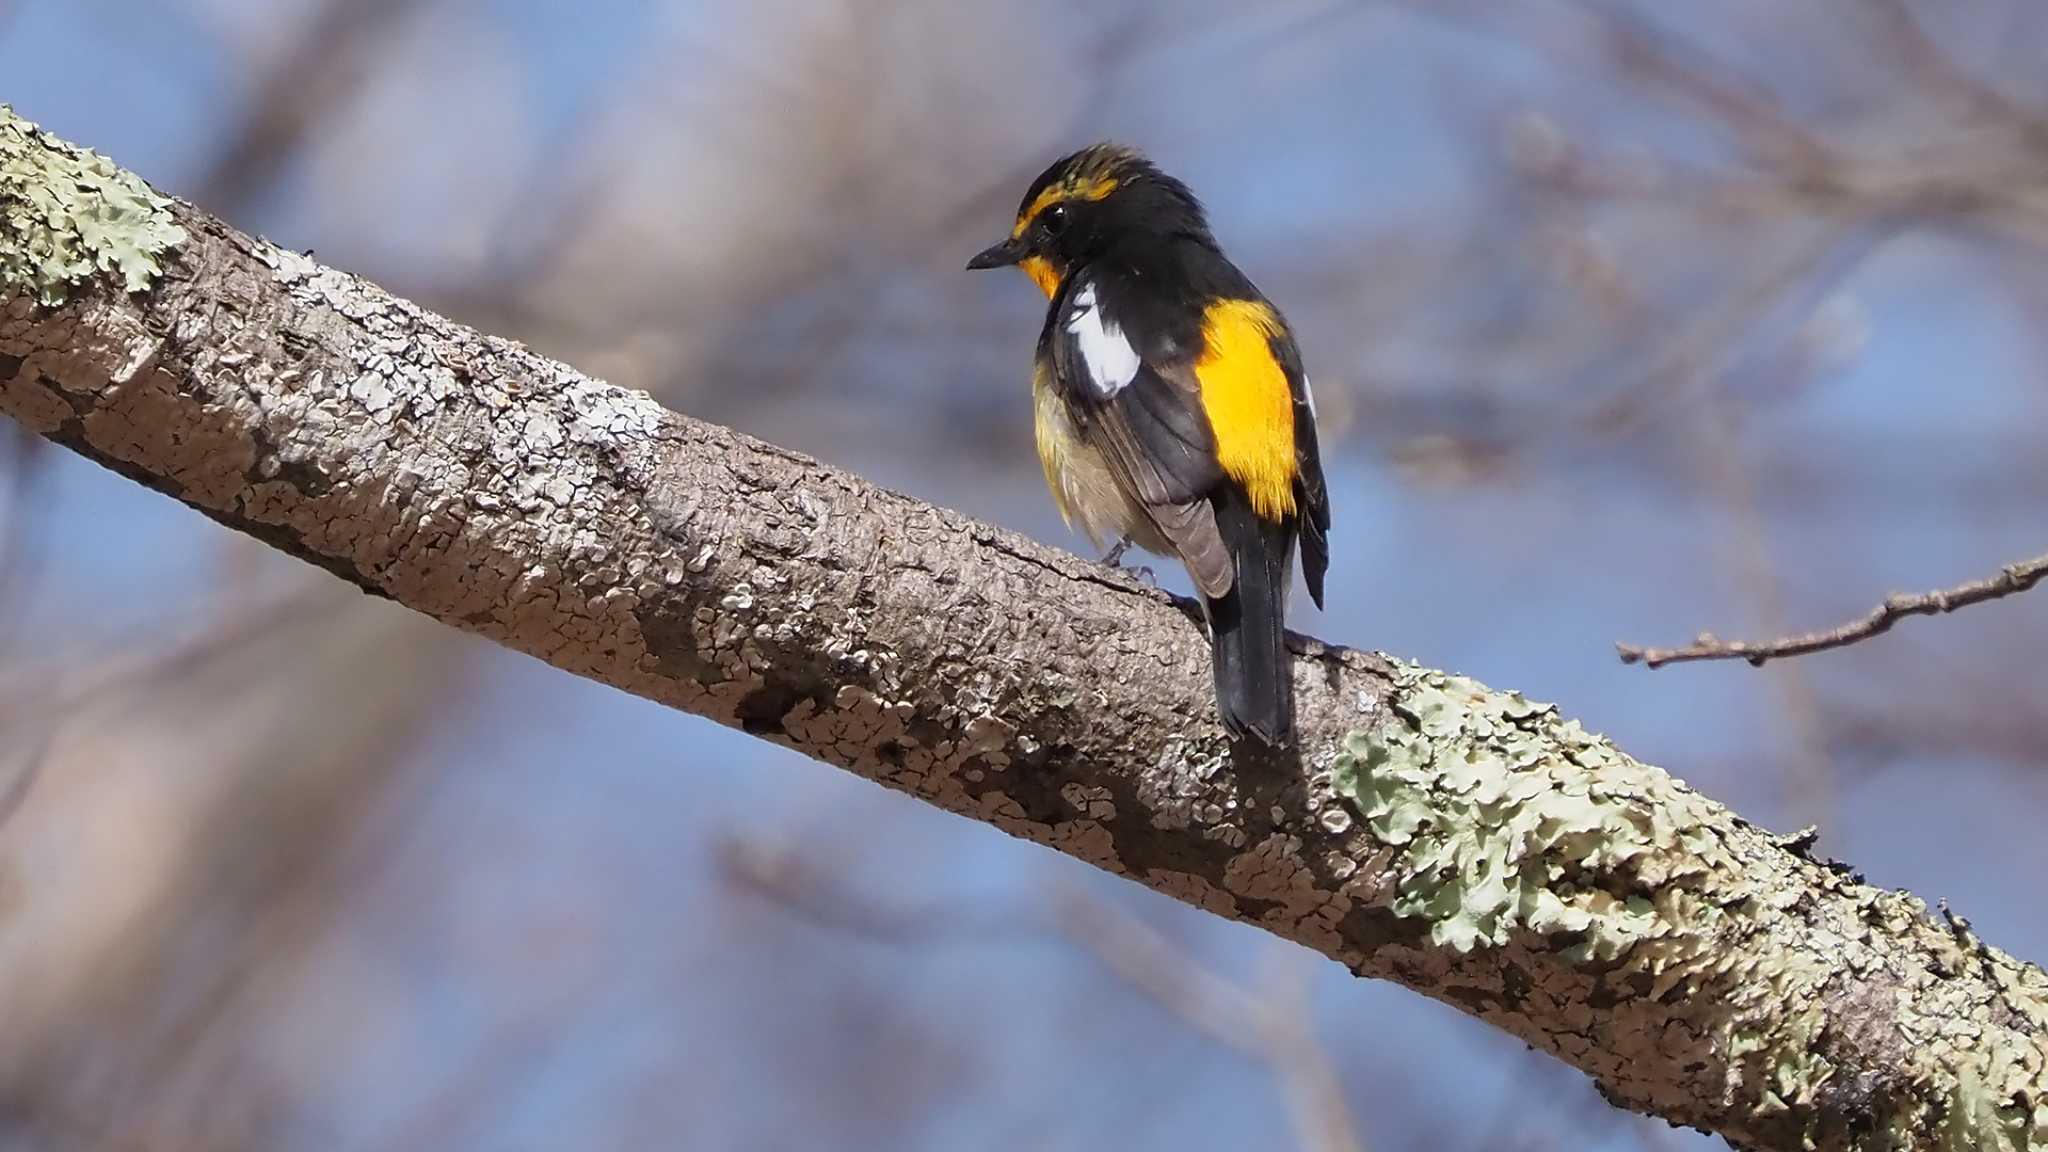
[967,143,1330,746]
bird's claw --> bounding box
[1098,536,1155,584]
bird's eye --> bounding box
[1042,203,1071,235]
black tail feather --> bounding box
[1298,504,1328,611]
[1206,488,1295,745]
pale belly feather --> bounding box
[1033,373,1170,555]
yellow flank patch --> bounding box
[1032,360,1078,525]
[1011,174,1119,239]
[1019,255,1060,298]
[1194,300,1297,520]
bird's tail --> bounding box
[1205,487,1296,745]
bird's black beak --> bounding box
[966,237,1026,271]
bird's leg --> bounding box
[1098,535,1157,585]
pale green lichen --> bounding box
[1334,660,2048,1149]
[1938,1039,2048,1152]
[0,105,186,306]
[1331,659,1732,961]
[1729,1008,1833,1118]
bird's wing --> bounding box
[1049,275,1233,598]
[1269,324,1330,610]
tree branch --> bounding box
[3,107,2046,1152]
[1618,551,2048,669]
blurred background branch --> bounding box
[725,831,1371,1152]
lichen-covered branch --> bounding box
[2,106,2044,1151]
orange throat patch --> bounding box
[1019,256,1061,298]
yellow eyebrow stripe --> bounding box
[1193,299,1298,521]
[1011,174,1120,239]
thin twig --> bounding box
[1617,551,2048,668]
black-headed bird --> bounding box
[968,143,1330,745]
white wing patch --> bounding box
[1300,373,1318,418]
[1064,281,1139,396]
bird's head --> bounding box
[966,142,1211,297]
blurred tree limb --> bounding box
[4,109,2047,1152]
[722,833,1368,1152]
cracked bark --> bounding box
[3,109,2045,1151]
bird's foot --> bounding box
[1098,536,1156,585]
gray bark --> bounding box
[3,107,2045,1151]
